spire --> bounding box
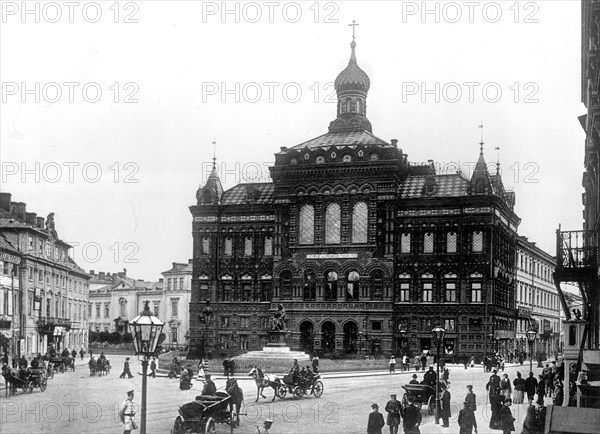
[495,146,500,176]
[329,20,372,134]
[469,125,493,195]
[196,141,223,205]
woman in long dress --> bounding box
[197,359,207,382]
[513,372,525,404]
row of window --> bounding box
[289,147,377,165]
[299,202,368,245]
[166,277,186,291]
[200,236,273,257]
[92,299,179,320]
[400,231,484,254]
[518,252,553,282]
[397,282,482,303]
[28,294,86,322]
[517,283,560,311]
[27,235,67,263]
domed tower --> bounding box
[328,30,372,134]
[196,157,223,205]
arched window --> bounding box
[401,233,411,253]
[304,271,316,301]
[472,231,483,252]
[316,156,325,164]
[325,203,341,244]
[280,271,292,299]
[119,298,127,317]
[356,99,361,113]
[346,271,360,300]
[424,232,434,253]
[446,232,457,253]
[352,202,368,244]
[346,97,351,113]
[324,271,338,301]
[299,205,315,245]
[244,237,253,256]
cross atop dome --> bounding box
[349,19,359,40]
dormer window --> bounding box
[316,156,325,164]
[343,155,352,162]
[291,158,297,164]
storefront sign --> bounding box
[518,307,532,318]
[0,252,20,264]
[306,253,358,259]
[0,319,11,330]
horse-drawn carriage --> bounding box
[173,392,238,434]
[49,356,74,374]
[88,357,110,376]
[401,384,436,415]
[276,372,324,400]
[1,366,47,395]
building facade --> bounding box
[515,236,561,359]
[0,193,91,360]
[189,36,520,360]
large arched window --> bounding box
[346,271,360,300]
[280,271,292,299]
[304,271,316,301]
[299,205,314,245]
[325,203,341,244]
[352,202,368,244]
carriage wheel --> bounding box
[277,386,287,399]
[292,386,303,399]
[427,395,435,415]
[40,378,47,392]
[173,416,184,434]
[313,381,324,398]
[204,417,216,434]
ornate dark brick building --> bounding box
[189,36,520,359]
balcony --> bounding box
[36,316,71,333]
[555,229,597,281]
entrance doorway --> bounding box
[321,322,336,352]
[299,321,314,354]
[343,322,358,353]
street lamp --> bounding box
[526,328,536,374]
[431,324,446,425]
[129,301,165,434]
[198,300,213,359]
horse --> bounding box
[248,366,281,402]
[225,377,244,427]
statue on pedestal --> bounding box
[271,304,286,331]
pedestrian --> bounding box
[486,369,501,399]
[150,358,156,378]
[367,403,385,434]
[499,398,515,434]
[202,374,217,396]
[470,355,475,368]
[198,358,206,381]
[389,355,397,373]
[120,357,133,379]
[229,359,235,376]
[223,359,230,376]
[79,348,84,360]
[440,383,451,428]
[500,373,512,398]
[512,372,525,404]
[423,366,436,387]
[522,405,543,434]
[457,400,478,434]
[312,356,319,374]
[403,355,410,371]
[489,387,503,430]
[168,358,177,379]
[420,354,427,371]
[409,374,419,385]
[525,371,538,404]
[119,390,137,434]
[402,396,422,434]
[536,375,546,406]
[385,393,403,434]
[465,385,477,411]
[71,349,77,360]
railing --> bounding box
[556,229,597,269]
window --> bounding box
[371,321,382,331]
[88,303,92,319]
[399,283,410,302]
[201,237,210,254]
[171,326,178,343]
[173,278,178,290]
[324,271,338,301]
[222,282,232,302]
[422,283,433,302]
[280,271,292,299]
[401,233,411,253]
[472,231,483,252]
[119,298,127,317]
[264,236,273,256]
[29,236,33,251]
[221,317,230,328]
[346,271,360,300]
[240,317,249,328]
[325,203,341,244]
[444,319,456,331]
[370,270,384,300]
[316,156,325,164]
[39,270,43,282]
[104,303,109,318]
[260,282,272,302]
[28,294,33,316]
[445,283,457,302]
[244,237,253,256]
[352,202,368,244]
[446,232,457,253]
[424,233,434,253]
[96,303,100,318]
[471,283,482,303]
[224,238,233,256]
[167,278,172,290]
[153,302,159,316]
[303,272,316,301]
[242,283,252,301]
[179,277,184,290]
[171,298,179,317]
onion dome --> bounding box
[334,40,371,96]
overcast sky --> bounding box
[0,1,585,280]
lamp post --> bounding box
[198,300,213,359]
[431,324,446,425]
[526,328,536,374]
[129,301,165,434]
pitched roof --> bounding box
[0,232,21,255]
[398,174,470,199]
[285,130,390,151]
[221,183,274,205]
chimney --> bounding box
[391,139,398,147]
[36,217,45,228]
[11,202,26,221]
[159,278,164,283]
[280,146,288,152]
[89,270,95,275]
[26,212,37,225]
[0,193,11,211]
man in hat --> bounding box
[202,374,216,396]
[409,374,420,385]
[536,374,546,406]
[119,390,137,434]
[486,369,501,399]
[499,398,515,434]
[367,403,385,434]
[440,383,451,427]
[120,357,133,379]
[385,393,403,434]
[458,400,478,434]
[524,371,538,404]
[403,396,422,434]
[257,419,273,434]
[465,385,477,411]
